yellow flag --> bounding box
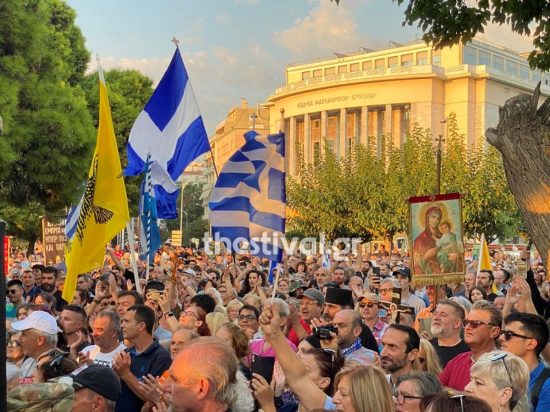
[63,74,130,302]
[478,233,492,273]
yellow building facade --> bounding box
[265,39,550,176]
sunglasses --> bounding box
[7,340,21,348]
[359,301,376,308]
[462,319,498,329]
[101,300,116,306]
[7,289,18,295]
[500,329,534,341]
[450,394,465,412]
[490,352,513,385]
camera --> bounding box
[313,325,338,340]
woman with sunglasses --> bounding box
[465,350,530,412]
[420,393,491,412]
[7,331,26,386]
[357,292,388,351]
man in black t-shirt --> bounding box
[430,299,469,367]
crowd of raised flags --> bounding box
[63,46,286,312]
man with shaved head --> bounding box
[332,309,380,366]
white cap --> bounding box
[183,268,196,276]
[11,310,60,335]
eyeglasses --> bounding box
[101,300,116,306]
[462,319,498,329]
[7,340,20,348]
[359,301,376,308]
[379,288,393,294]
[450,394,465,412]
[393,393,423,405]
[490,352,513,385]
[237,314,257,321]
[7,289,18,294]
[183,310,200,320]
[500,329,534,341]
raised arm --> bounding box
[259,304,329,411]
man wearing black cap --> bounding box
[71,364,122,412]
[393,267,425,314]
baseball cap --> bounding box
[289,279,305,294]
[11,311,60,335]
[70,364,121,401]
[183,268,196,276]
[360,292,380,303]
[393,267,411,279]
[298,288,325,305]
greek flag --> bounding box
[209,131,286,262]
[124,47,210,219]
[139,155,161,262]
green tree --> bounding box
[165,182,209,244]
[0,0,95,250]
[81,69,154,216]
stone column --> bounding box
[385,104,393,145]
[289,116,296,176]
[320,110,327,154]
[339,108,346,157]
[360,106,368,147]
[304,113,311,164]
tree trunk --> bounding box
[486,83,550,272]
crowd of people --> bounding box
[4,241,550,412]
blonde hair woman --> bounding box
[333,364,394,412]
[206,311,229,336]
[465,350,530,412]
[226,299,244,322]
[418,339,442,376]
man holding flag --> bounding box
[63,70,129,303]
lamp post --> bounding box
[435,119,446,195]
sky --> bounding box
[66,0,534,135]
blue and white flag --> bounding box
[124,48,211,219]
[209,131,286,262]
[139,156,161,263]
[268,260,279,284]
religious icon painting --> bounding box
[408,193,465,286]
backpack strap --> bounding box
[531,367,550,410]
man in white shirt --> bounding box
[394,268,426,314]
[80,310,125,367]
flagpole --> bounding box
[145,153,152,283]
[476,233,484,283]
[126,222,142,294]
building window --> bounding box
[432,50,441,65]
[463,46,476,65]
[388,56,398,68]
[302,71,311,81]
[519,65,529,80]
[401,54,413,66]
[313,69,323,78]
[492,55,504,71]
[325,67,335,75]
[506,60,518,76]
[375,58,385,69]
[478,50,490,66]
[417,51,428,65]
[338,65,348,74]
[362,61,373,70]
[350,62,360,72]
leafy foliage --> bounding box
[287,115,521,244]
[0,0,95,242]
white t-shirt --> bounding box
[81,342,126,367]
